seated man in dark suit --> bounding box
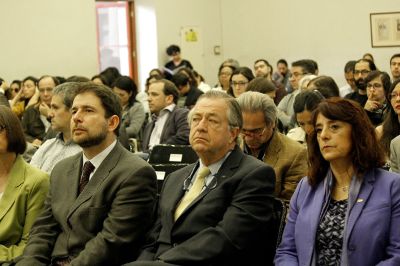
[17,82,157,266]
[141,79,190,153]
[125,90,277,266]
[171,72,203,109]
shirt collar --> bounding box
[82,140,117,171]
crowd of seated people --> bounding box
[0,51,399,265]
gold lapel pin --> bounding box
[357,198,364,203]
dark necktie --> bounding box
[78,161,95,194]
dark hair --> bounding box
[363,53,374,62]
[53,82,80,109]
[381,78,400,154]
[171,72,190,88]
[307,76,340,97]
[151,79,180,104]
[293,90,324,114]
[218,64,236,75]
[344,60,356,73]
[177,67,197,87]
[227,67,255,96]
[73,82,122,134]
[91,74,111,86]
[365,71,391,94]
[149,68,164,78]
[166,44,180,56]
[112,76,138,106]
[22,76,38,85]
[193,70,205,83]
[354,59,377,72]
[56,76,66,84]
[38,75,60,87]
[0,106,26,154]
[390,54,400,64]
[66,75,90,83]
[292,60,317,75]
[277,59,288,67]
[100,67,121,86]
[145,75,163,91]
[246,77,276,94]
[307,98,385,186]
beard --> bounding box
[73,122,108,148]
[355,78,367,91]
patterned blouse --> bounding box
[316,199,348,265]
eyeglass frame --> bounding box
[230,81,249,87]
[240,127,267,137]
[367,83,383,90]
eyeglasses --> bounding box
[39,88,53,93]
[367,83,383,90]
[231,81,248,87]
[241,127,266,137]
[354,70,370,76]
[390,92,400,100]
[219,72,232,77]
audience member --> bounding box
[213,64,236,92]
[141,79,190,153]
[275,97,400,265]
[126,90,277,265]
[288,90,325,143]
[163,44,193,80]
[30,82,82,173]
[246,77,277,100]
[5,80,21,101]
[345,58,377,107]
[237,91,307,200]
[0,106,48,263]
[298,74,318,91]
[0,78,10,107]
[278,59,317,129]
[390,53,400,81]
[91,73,110,87]
[10,76,39,119]
[17,83,157,265]
[100,66,121,86]
[339,60,357,97]
[221,58,240,69]
[21,75,59,146]
[171,72,203,109]
[272,59,291,90]
[307,75,340,97]
[363,52,375,62]
[364,71,391,126]
[227,66,254,98]
[376,78,400,158]
[112,76,146,138]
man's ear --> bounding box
[229,127,240,144]
[166,94,174,105]
[108,115,120,132]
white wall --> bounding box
[0,0,98,82]
[150,0,400,87]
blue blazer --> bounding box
[275,168,400,266]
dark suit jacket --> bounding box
[275,168,400,266]
[21,105,46,142]
[17,142,157,266]
[137,146,277,266]
[141,107,190,153]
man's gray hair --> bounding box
[188,90,243,130]
[236,91,277,127]
[53,82,80,109]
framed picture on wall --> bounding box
[370,12,400,47]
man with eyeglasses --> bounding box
[21,75,59,147]
[345,58,377,107]
[238,91,307,200]
[126,90,277,265]
[364,71,390,126]
[277,59,317,130]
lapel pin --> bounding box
[357,198,364,203]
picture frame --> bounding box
[370,12,400,47]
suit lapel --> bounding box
[345,172,374,241]
[160,107,176,142]
[263,132,281,168]
[67,144,122,219]
[0,156,25,221]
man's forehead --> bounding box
[355,61,370,70]
[193,98,227,114]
